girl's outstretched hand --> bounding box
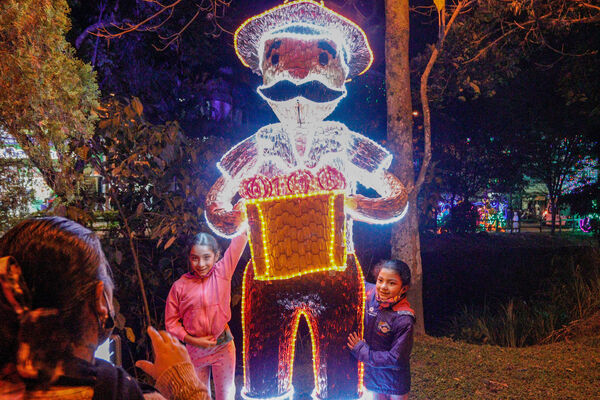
[185,334,217,348]
[136,326,191,380]
[347,332,362,350]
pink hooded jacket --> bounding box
[165,233,247,341]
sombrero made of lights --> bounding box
[234,0,373,78]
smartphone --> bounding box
[94,334,122,366]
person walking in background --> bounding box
[348,260,415,400]
[165,231,247,400]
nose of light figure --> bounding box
[288,67,309,80]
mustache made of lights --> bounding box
[258,79,346,103]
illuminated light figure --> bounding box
[205,1,408,399]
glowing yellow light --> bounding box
[287,309,319,393]
[354,256,367,394]
[233,0,374,76]
[241,261,250,388]
[246,191,346,281]
[241,254,365,397]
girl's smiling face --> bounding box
[189,244,217,277]
[376,267,408,301]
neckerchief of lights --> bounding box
[205,1,409,399]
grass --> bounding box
[411,334,600,400]
[233,325,600,399]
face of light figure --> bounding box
[258,34,349,126]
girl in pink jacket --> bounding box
[165,232,247,400]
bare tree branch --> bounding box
[414,0,472,194]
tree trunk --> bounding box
[385,0,425,335]
[550,195,557,234]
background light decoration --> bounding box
[205,2,407,399]
[579,217,593,233]
[563,157,598,194]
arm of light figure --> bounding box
[205,177,247,238]
[346,170,410,224]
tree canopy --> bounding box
[0,0,99,199]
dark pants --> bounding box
[241,254,365,400]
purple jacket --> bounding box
[351,283,415,395]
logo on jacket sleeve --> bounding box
[377,321,391,334]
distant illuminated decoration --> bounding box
[579,217,592,233]
[563,157,598,194]
[206,2,407,399]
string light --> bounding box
[240,255,366,399]
[287,309,320,394]
[245,191,347,281]
[212,3,406,399]
[234,0,374,77]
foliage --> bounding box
[414,0,599,225]
[422,0,600,105]
[68,0,267,138]
[562,183,600,242]
[0,158,35,233]
[445,201,478,233]
[80,96,228,241]
[0,0,99,199]
[446,247,600,347]
[72,96,230,361]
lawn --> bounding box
[233,330,600,399]
[411,334,600,399]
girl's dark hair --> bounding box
[0,217,112,384]
[186,232,221,259]
[373,259,411,287]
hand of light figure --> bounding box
[186,335,217,348]
[344,194,365,212]
[136,326,192,380]
[347,331,362,350]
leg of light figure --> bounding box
[242,262,294,399]
[313,255,364,400]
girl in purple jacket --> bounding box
[348,260,415,400]
[165,232,247,400]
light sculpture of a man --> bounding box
[205,1,408,399]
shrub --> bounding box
[448,251,600,346]
[445,202,478,233]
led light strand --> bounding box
[241,261,251,389]
[256,205,272,278]
[246,191,348,281]
[233,0,374,76]
[286,309,320,395]
[354,256,367,394]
